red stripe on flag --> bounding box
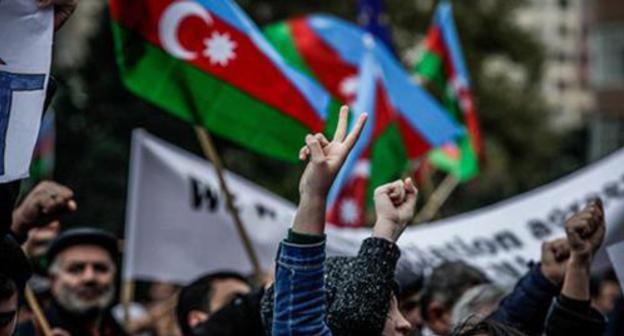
[289,18,359,103]
[109,0,324,131]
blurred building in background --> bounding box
[584,0,624,160]
[516,0,594,129]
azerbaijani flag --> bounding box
[30,110,55,181]
[326,52,394,227]
[264,15,462,161]
[265,15,463,227]
[109,0,331,162]
[414,1,482,181]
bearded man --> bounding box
[17,228,126,336]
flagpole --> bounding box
[120,280,135,332]
[24,285,53,336]
[413,174,459,224]
[193,126,262,277]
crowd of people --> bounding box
[1,0,623,335]
[0,107,622,336]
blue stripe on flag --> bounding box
[196,0,330,120]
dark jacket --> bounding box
[17,299,127,336]
[489,262,559,336]
[262,237,401,336]
[194,288,266,336]
[544,295,606,336]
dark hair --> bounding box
[452,318,527,336]
[0,234,32,292]
[420,261,489,321]
[0,275,17,302]
[175,272,248,335]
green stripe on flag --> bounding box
[368,124,409,205]
[113,23,311,162]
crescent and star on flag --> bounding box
[158,0,237,67]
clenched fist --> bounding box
[372,178,418,242]
[37,0,78,31]
[11,181,76,239]
[564,199,605,265]
[540,238,570,285]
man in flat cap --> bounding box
[17,228,127,336]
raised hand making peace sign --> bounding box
[293,105,367,235]
[298,105,368,199]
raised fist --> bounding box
[540,238,570,285]
[12,181,76,238]
[564,199,605,264]
[372,178,418,242]
[37,0,78,31]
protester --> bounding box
[420,261,490,335]
[399,277,425,336]
[261,106,414,336]
[544,199,607,335]
[590,269,621,316]
[0,235,32,336]
[489,238,570,335]
[175,272,256,335]
[451,284,506,326]
[17,228,126,336]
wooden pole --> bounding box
[193,126,262,277]
[24,285,53,336]
[413,174,460,224]
[120,280,135,332]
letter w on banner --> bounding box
[0,0,53,182]
[124,130,294,284]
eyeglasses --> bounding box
[0,310,16,328]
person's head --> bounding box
[176,272,251,335]
[384,293,413,336]
[451,284,506,326]
[451,318,526,336]
[47,228,118,316]
[0,235,32,336]
[421,261,490,336]
[399,276,425,336]
[591,269,622,315]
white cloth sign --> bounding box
[124,130,295,284]
[328,148,624,286]
[607,241,624,291]
[0,0,53,182]
[125,130,624,286]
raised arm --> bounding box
[545,199,607,336]
[272,106,367,336]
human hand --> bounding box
[23,220,60,258]
[11,181,76,238]
[372,178,418,242]
[564,199,605,266]
[297,105,367,200]
[37,0,78,31]
[540,238,570,286]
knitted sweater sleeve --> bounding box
[327,237,400,336]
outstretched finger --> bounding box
[343,113,368,150]
[332,105,349,142]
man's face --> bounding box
[0,292,17,336]
[209,278,250,313]
[400,291,424,336]
[50,245,115,314]
[593,281,622,315]
[382,295,412,336]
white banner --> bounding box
[125,130,624,286]
[329,148,624,286]
[124,130,294,284]
[0,0,53,182]
[607,240,624,291]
